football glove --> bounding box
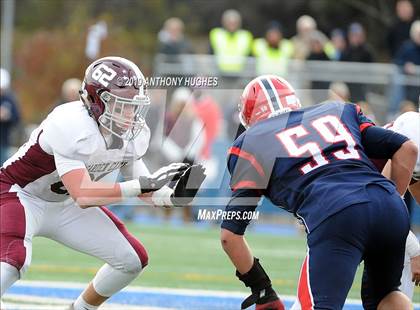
[148,164,205,208]
[139,163,190,193]
[237,258,285,310]
[170,164,206,207]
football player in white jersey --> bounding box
[0,56,205,309]
[384,111,420,300]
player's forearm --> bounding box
[62,168,143,208]
[220,228,254,274]
[390,140,418,196]
[72,181,129,208]
[68,179,141,208]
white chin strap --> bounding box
[239,112,249,129]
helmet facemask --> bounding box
[98,90,150,141]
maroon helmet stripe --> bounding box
[0,130,56,188]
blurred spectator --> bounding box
[162,87,204,222]
[328,82,350,102]
[340,23,374,102]
[191,90,222,161]
[394,20,420,104]
[0,68,20,165]
[191,90,222,185]
[341,23,374,63]
[358,101,376,123]
[399,100,417,114]
[307,31,330,61]
[85,20,108,61]
[387,0,415,58]
[330,28,347,61]
[55,78,82,106]
[252,21,294,76]
[162,87,204,165]
[292,15,316,60]
[307,31,331,95]
[158,17,192,62]
[292,15,335,60]
[209,9,253,75]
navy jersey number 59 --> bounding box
[276,115,360,174]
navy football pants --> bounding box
[296,184,409,310]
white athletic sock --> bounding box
[73,295,98,310]
[93,263,141,297]
[1,262,20,297]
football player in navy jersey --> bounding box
[220,75,418,310]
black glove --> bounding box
[139,163,190,193]
[170,164,206,207]
[237,258,284,310]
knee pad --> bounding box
[93,263,142,297]
[0,235,29,276]
[121,249,143,274]
[114,237,148,274]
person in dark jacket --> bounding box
[307,31,331,99]
[340,23,374,102]
[157,17,192,62]
[0,68,20,165]
[340,23,374,63]
[395,20,420,105]
[387,0,415,58]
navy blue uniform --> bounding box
[222,102,410,309]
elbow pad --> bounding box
[362,126,409,159]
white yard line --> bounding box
[2,294,175,310]
[8,280,420,308]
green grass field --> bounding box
[24,222,419,302]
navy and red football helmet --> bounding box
[80,56,150,140]
[239,75,301,128]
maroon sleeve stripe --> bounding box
[0,130,56,188]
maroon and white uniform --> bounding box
[387,111,420,300]
[386,111,420,178]
[0,101,149,279]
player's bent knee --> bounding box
[378,291,411,310]
[118,239,148,274]
[0,236,28,275]
[220,228,243,251]
[136,241,149,268]
[120,250,143,274]
[126,237,148,271]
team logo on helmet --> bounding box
[80,56,150,141]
